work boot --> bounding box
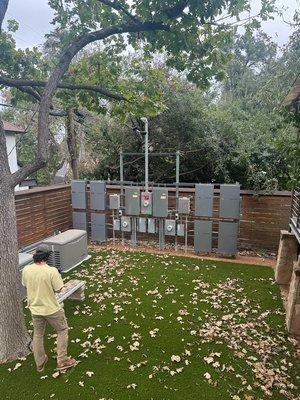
[37,355,48,373]
[57,357,77,371]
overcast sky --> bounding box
[3,0,300,49]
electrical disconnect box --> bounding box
[90,181,106,211]
[141,192,152,215]
[219,184,240,219]
[73,211,87,231]
[113,219,120,231]
[121,216,131,232]
[91,213,106,242]
[152,188,168,217]
[138,217,147,233]
[125,188,140,215]
[194,220,212,253]
[148,218,156,234]
[195,183,214,217]
[109,194,120,210]
[165,219,176,236]
[177,223,185,237]
[178,197,190,214]
[71,180,87,210]
[218,221,239,256]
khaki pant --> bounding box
[32,309,69,367]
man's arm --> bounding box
[51,269,64,292]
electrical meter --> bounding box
[121,216,131,232]
[141,191,152,215]
[165,219,176,236]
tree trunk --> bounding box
[0,182,30,362]
[0,0,9,31]
[67,108,79,180]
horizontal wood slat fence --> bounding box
[16,185,72,247]
[16,184,292,252]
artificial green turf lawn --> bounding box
[0,249,299,400]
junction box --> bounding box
[152,188,168,218]
[125,188,140,215]
[178,197,190,214]
[148,218,156,233]
[109,194,120,210]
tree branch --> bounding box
[0,76,126,101]
[96,0,141,24]
[164,0,189,19]
[10,20,169,187]
[0,0,9,31]
[16,85,42,101]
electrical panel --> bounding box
[152,188,168,217]
[178,197,190,214]
[90,181,106,211]
[219,184,240,219]
[177,223,185,237]
[121,216,131,232]
[138,217,147,233]
[91,213,106,242]
[195,184,214,217]
[113,219,120,231]
[141,191,153,215]
[72,211,87,231]
[109,194,120,210]
[165,219,176,236]
[148,218,156,234]
[125,187,140,215]
[194,220,212,253]
[218,221,239,256]
[71,180,87,210]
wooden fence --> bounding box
[15,184,292,252]
[16,185,72,247]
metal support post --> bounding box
[131,217,137,247]
[141,117,149,193]
[176,150,180,209]
[159,219,165,250]
[185,215,188,253]
[112,210,115,244]
[120,150,124,196]
[119,150,125,245]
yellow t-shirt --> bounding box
[22,263,64,316]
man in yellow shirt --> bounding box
[22,244,76,372]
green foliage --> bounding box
[82,26,300,191]
[46,0,276,88]
[2,1,298,191]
